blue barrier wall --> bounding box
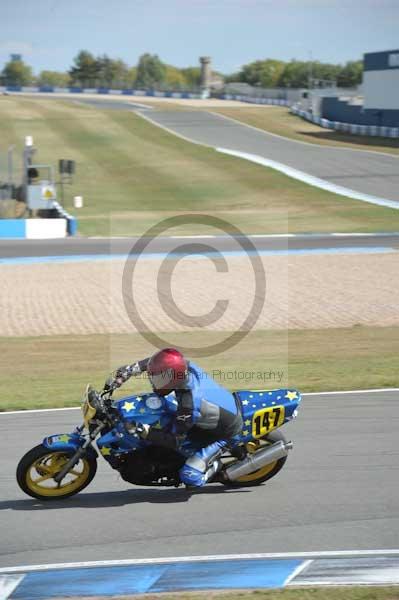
[291,105,399,138]
[322,97,399,127]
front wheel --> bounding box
[16,444,97,500]
[223,429,288,487]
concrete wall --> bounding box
[222,84,303,104]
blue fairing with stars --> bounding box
[96,388,301,459]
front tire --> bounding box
[16,444,97,500]
[223,430,288,487]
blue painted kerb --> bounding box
[11,558,303,598]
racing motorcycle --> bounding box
[16,380,301,500]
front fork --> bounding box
[53,422,104,484]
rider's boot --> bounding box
[180,441,226,488]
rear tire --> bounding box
[223,430,288,488]
[17,444,97,500]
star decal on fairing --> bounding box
[242,400,249,406]
[122,401,135,412]
[242,430,250,436]
[139,407,146,414]
[58,434,70,443]
[285,391,298,401]
[100,447,111,456]
[244,419,251,426]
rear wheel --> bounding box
[223,430,288,487]
[16,444,97,500]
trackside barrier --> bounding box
[291,105,399,138]
[0,86,203,99]
[0,203,77,238]
[53,202,77,236]
[0,218,68,239]
[220,93,291,106]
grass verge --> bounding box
[1,326,398,411]
[211,106,399,156]
[0,96,398,236]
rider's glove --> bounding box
[112,362,141,389]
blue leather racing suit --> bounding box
[131,360,243,487]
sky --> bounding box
[1,0,398,74]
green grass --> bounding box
[0,96,398,236]
[115,588,399,600]
[1,326,398,411]
[211,106,399,155]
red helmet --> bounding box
[147,348,188,395]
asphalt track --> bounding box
[1,233,399,258]
[1,390,398,569]
[142,110,399,202]
[13,93,399,202]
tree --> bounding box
[238,59,286,88]
[278,60,310,88]
[69,50,99,86]
[337,60,363,87]
[2,59,33,86]
[180,67,201,88]
[37,70,70,87]
[96,55,129,88]
[126,66,137,88]
[164,65,187,89]
[135,53,166,88]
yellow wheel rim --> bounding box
[235,440,278,483]
[25,452,91,497]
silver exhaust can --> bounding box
[225,440,293,481]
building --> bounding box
[320,49,399,127]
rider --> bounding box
[108,348,243,487]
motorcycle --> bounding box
[16,380,301,500]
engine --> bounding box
[115,446,185,485]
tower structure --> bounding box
[200,56,212,90]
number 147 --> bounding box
[252,406,285,438]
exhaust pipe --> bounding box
[225,440,293,481]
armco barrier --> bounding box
[291,105,399,138]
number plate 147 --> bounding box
[252,406,285,438]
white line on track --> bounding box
[0,574,25,599]
[1,550,399,574]
[210,109,399,159]
[303,388,399,396]
[283,559,313,586]
[217,147,399,211]
[1,388,397,416]
[136,110,399,209]
[136,110,211,146]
